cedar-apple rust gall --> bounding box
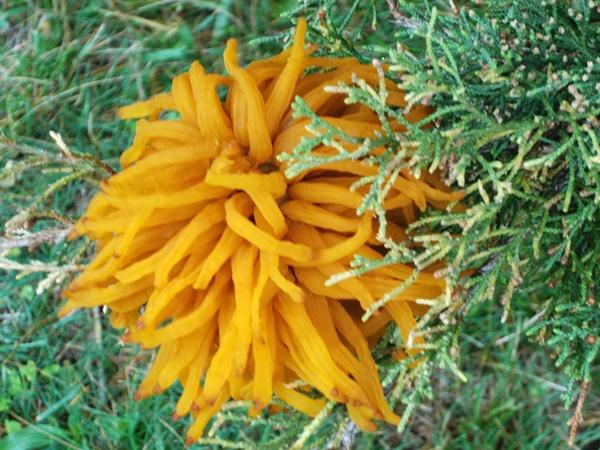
[61,18,461,443]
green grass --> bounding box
[1,1,599,449]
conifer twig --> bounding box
[567,381,590,447]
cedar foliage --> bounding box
[284,0,600,444]
[300,0,600,397]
